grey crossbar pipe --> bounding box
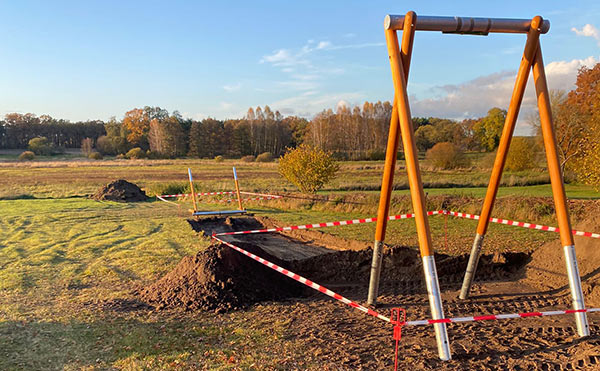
[384,15,550,35]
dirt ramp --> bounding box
[91,179,148,202]
[140,242,305,312]
[525,213,600,306]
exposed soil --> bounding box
[91,179,148,202]
[140,214,600,369]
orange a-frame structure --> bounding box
[367,12,590,360]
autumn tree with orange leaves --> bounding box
[122,106,169,149]
[567,63,600,188]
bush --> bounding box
[96,135,115,155]
[88,152,103,160]
[81,138,93,156]
[28,137,53,156]
[214,155,224,162]
[426,142,468,170]
[126,147,146,159]
[241,155,255,162]
[366,149,386,161]
[256,152,273,162]
[505,137,537,171]
[18,151,35,161]
[146,150,162,159]
[278,144,339,194]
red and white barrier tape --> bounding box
[212,209,599,239]
[159,191,237,198]
[445,210,600,239]
[214,210,444,236]
[404,307,600,326]
[216,196,282,204]
[156,195,180,205]
[240,191,283,199]
[211,235,391,323]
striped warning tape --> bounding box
[215,196,282,204]
[404,307,600,326]
[213,210,444,236]
[239,191,283,199]
[445,211,600,239]
[159,191,237,198]
[211,235,391,323]
[159,191,283,200]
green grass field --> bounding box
[0,158,598,368]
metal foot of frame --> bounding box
[459,233,485,300]
[423,255,452,360]
[367,240,385,306]
[563,245,590,337]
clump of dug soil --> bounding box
[140,241,305,313]
[91,179,148,202]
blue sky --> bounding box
[1,1,599,134]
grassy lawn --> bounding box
[0,158,598,369]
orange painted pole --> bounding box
[384,18,451,361]
[233,167,244,211]
[188,168,198,213]
[368,11,416,307]
[459,16,543,300]
[532,44,589,337]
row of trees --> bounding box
[0,113,105,149]
[0,104,507,160]
[0,104,507,161]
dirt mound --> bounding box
[525,212,600,306]
[91,179,148,202]
[140,241,305,312]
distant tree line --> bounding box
[0,113,104,149]
[0,104,505,159]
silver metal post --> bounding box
[459,233,484,299]
[367,240,384,306]
[563,245,590,337]
[422,255,452,360]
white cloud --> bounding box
[223,83,241,92]
[316,41,332,50]
[409,56,598,135]
[572,24,600,45]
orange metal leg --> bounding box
[384,20,451,360]
[368,10,416,307]
[532,44,589,337]
[459,16,543,299]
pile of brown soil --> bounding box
[91,179,148,202]
[525,212,600,306]
[140,241,305,313]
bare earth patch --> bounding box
[138,215,600,369]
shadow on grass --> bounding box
[0,308,240,370]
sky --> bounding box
[1,1,599,134]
